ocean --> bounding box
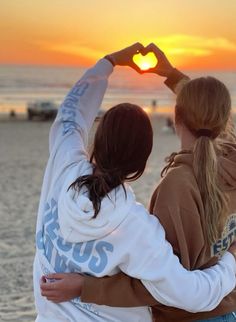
[0,65,236,115]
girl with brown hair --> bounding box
[35,44,236,322]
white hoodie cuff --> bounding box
[93,58,114,77]
[221,251,236,275]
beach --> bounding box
[1,65,236,117]
[1,0,236,320]
[1,113,236,321]
[0,115,180,321]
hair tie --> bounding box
[196,129,213,138]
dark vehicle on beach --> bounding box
[27,100,57,120]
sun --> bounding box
[133,52,158,71]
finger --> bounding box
[45,273,65,280]
[132,42,145,53]
[140,46,149,55]
[45,295,60,301]
[41,289,57,297]
[141,67,157,74]
[146,43,159,51]
[40,281,58,291]
[145,43,154,51]
[146,43,165,57]
[129,62,143,74]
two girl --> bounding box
[35,43,236,322]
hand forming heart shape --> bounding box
[133,51,158,71]
[106,42,173,76]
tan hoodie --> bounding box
[148,141,236,321]
[81,69,236,321]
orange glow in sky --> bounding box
[0,0,236,70]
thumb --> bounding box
[129,61,143,74]
[141,67,157,74]
[131,42,145,53]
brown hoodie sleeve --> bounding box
[164,68,190,94]
[81,272,158,306]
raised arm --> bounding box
[48,42,144,168]
[48,59,113,164]
[145,43,236,142]
[140,42,190,94]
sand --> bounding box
[0,115,179,321]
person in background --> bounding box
[42,43,236,322]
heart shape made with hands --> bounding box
[133,51,158,71]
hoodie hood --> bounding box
[173,143,236,191]
[58,160,136,243]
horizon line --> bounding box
[0,62,236,73]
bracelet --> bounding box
[104,55,116,67]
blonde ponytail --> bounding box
[193,136,228,244]
[175,76,231,245]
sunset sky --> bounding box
[1,0,236,70]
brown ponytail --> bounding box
[69,170,126,217]
[70,103,153,218]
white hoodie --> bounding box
[34,59,236,322]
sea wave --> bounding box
[0,65,235,114]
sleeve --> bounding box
[118,214,236,312]
[48,59,113,167]
[138,181,235,312]
[164,68,190,94]
[81,273,157,307]
[142,251,236,313]
[82,215,236,312]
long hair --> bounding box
[70,103,153,217]
[174,77,231,244]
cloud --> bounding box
[146,34,236,57]
[35,41,105,59]
[34,35,236,62]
